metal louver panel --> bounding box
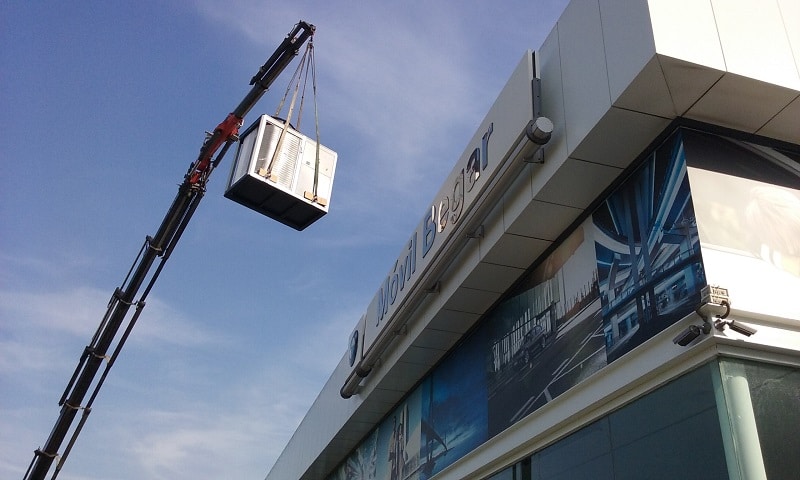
[272,132,301,189]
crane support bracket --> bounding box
[189,113,242,185]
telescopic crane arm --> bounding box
[24,21,314,480]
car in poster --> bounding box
[513,325,546,368]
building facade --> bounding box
[265,1,800,479]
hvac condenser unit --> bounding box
[225,114,337,230]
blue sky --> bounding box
[1,1,568,479]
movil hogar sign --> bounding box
[373,123,494,326]
[346,51,544,390]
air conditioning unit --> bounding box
[225,114,337,230]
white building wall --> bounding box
[265,1,800,479]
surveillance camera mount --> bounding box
[674,286,733,347]
[694,286,756,338]
[673,286,758,347]
[709,300,731,331]
[712,302,757,337]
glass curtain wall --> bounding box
[488,359,799,480]
[716,359,800,480]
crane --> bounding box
[23,21,315,480]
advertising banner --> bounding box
[329,128,800,479]
[685,132,800,320]
[593,131,705,362]
[330,386,425,480]
[487,222,604,436]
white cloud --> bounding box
[0,252,93,285]
[0,336,57,377]
[1,287,220,345]
[0,283,335,480]
[122,357,324,480]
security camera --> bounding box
[715,319,757,337]
[727,320,757,337]
[673,325,702,346]
[673,322,711,346]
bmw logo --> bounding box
[348,330,359,367]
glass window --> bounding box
[608,363,728,480]
[491,359,800,480]
[509,363,728,480]
[488,457,531,480]
[719,359,800,480]
[609,364,717,446]
[534,419,613,480]
[487,466,514,480]
[611,402,728,479]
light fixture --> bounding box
[527,116,554,145]
[507,117,553,166]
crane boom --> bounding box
[23,21,315,480]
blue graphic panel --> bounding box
[593,131,705,362]
[328,128,716,479]
[486,224,604,436]
[420,328,488,478]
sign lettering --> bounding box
[373,123,494,330]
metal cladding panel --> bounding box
[780,0,800,69]
[648,0,726,70]
[711,0,800,90]
[224,114,337,231]
[686,75,799,135]
[599,0,657,108]
[558,0,611,155]
[758,95,800,143]
[645,0,800,143]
